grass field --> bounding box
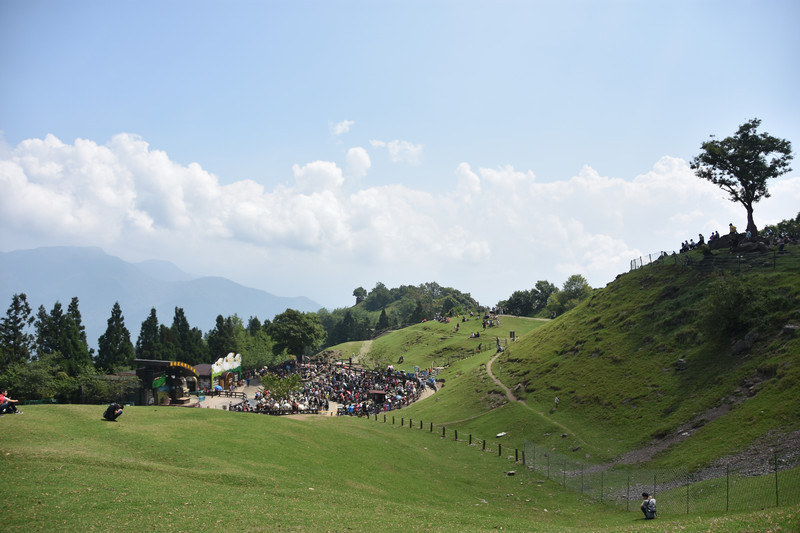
[5,246,798,531]
[2,405,798,532]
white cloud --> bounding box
[1,133,798,308]
[345,147,371,178]
[292,160,344,193]
[331,120,354,136]
[370,139,423,164]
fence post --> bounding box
[455,429,458,441]
[392,416,395,425]
[516,449,519,463]
[626,474,630,512]
[430,422,433,432]
[442,426,446,438]
[419,420,422,430]
[401,417,404,426]
[483,439,485,451]
[499,443,502,457]
[726,464,730,512]
[686,469,690,514]
[600,471,604,503]
[522,450,525,465]
[775,452,779,507]
[469,434,472,445]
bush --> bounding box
[701,274,766,338]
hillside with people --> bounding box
[387,241,800,476]
[1,237,798,531]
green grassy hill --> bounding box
[4,246,799,531]
[395,248,800,472]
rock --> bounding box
[676,358,687,370]
[782,324,799,337]
[731,339,751,355]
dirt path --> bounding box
[485,351,590,448]
[356,340,373,364]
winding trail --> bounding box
[484,351,590,449]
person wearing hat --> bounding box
[103,402,124,421]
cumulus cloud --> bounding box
[370,139,423,164]
[292,160,344,193]
[345,147,371,178]
[1,133,797,307]
[331,120,354,136]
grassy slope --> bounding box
[495,251,800,469]
[3,405,798,532]
[4,405,627,532]
[4,249,799,531]
[357,248,800,471]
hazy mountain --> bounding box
[0,246,321,350]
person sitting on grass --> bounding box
[641,492,657,519]
[0,389,22,415]
[103,402,124,421]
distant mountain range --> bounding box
[0,246,321,350]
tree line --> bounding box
[0,274,595,404]
[0,294,326,402]
[497,274,593,318]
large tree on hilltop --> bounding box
[690,118,793,236]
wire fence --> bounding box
[631,248,799,273]
[364,413,800,516]
[520,441,800,515]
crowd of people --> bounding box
[241,359,434,417]
[678,223,794,254]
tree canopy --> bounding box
[267,309,326,358]
[690,118,793,236]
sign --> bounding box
[211,352,242,383]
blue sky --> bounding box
[1,1,799,310]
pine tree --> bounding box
[206,314,236,361]
[167,307,208,365]
[135,308,163,360]
[375,308,390,331]
[34,299,92,376]
[0,293,36,371]
[96,302,135,372]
